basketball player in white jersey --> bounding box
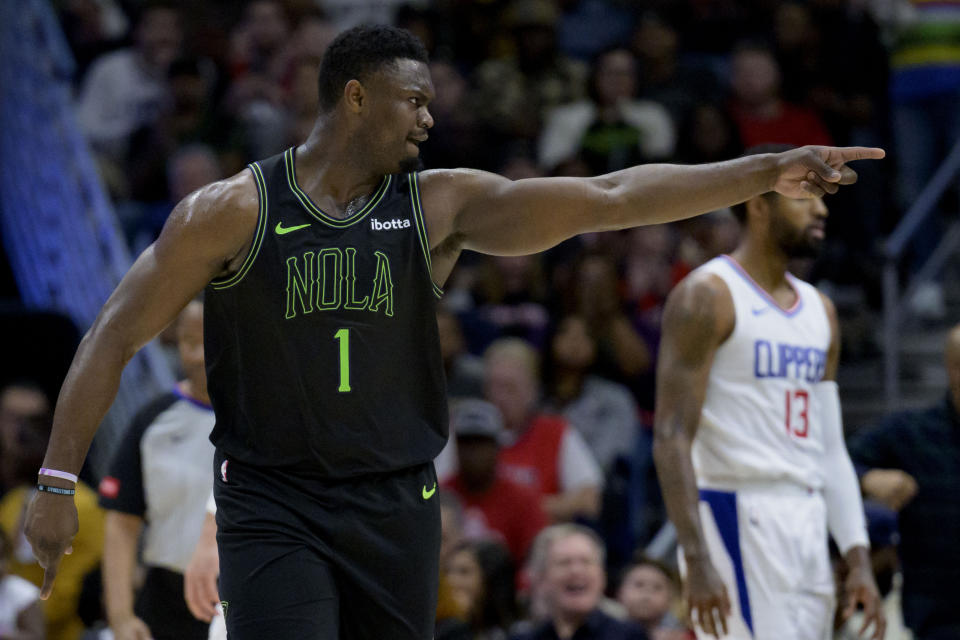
[653,145,885,640]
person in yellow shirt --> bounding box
[0,383,105,640]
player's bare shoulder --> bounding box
[417,169,508,235]
[415,168,508,281]
[663,268,736,349]
[817,289,841,376]
[155,168,260,281]
[417,167,500,204]
[816,289,839,327]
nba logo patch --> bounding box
[220,460,229,483]
[98,476,120,499]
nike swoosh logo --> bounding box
[422,482,437,500]
[275,221,311,235]
[751,306,770,316]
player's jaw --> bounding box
[376,117,429,174]
[776,223,824,259]
[399,130,428,173]
[407,130,428,153]
[770,201,828,259]
[364,128,422,174]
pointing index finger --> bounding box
[836,146,886,162]
[39,562,60,600]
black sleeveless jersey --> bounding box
[204,148,448,477]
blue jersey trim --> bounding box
[699,488,754,636]
[720,254,803,318]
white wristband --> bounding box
[38,468,79,484]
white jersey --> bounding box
[692,255,831,491]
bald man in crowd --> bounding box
[848,324,960,640]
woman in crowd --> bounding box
[445,540,519,640]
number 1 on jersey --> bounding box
[334,328,351,392]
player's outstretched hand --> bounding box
[22,491,79,600]
[843,565,887,640]
[684,558,732,639]
[771,146,885,199]
[184,515,221,623]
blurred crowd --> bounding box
[2,0,960,638]
[60,0,960,336]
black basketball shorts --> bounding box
[212,449,441,640]
[135,566,210,640]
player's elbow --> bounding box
[652,423,691,464]
[84,313,140,366]
[586,176,632,231]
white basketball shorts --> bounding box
[681,483,836,640]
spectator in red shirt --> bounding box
[728,42,833,149]
[483,338,603,523]
[444,399,549,566]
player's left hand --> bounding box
[23,490,79,599]
[771,146,885,199]
[184,515,220,623]
[842,565,886,640]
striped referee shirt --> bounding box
[98,388,216,573]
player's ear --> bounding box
[344,79,365,113]
[744,195,769,226]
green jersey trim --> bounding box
[408,173,444,299]
[210,163,269,290]
[284,148,391,228]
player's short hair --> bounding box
[730,143,796,224]
[317,25,428,112]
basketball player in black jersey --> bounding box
[25,25,884,640]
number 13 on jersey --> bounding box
[785,389,809,438]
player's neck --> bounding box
[294,119,384,208]
[729,242,789,294]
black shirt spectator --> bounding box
[848,392,960,639]
[513,524,646,640]
[511,609,646,640]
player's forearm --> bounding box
[103,512,144,624]
[196,511,218,550]
[843,545,872,574]
[42,324,133,475]
[653,428,710,559]
[823,450,870,553]
[817,382,870,554]
[596,154,777,229]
